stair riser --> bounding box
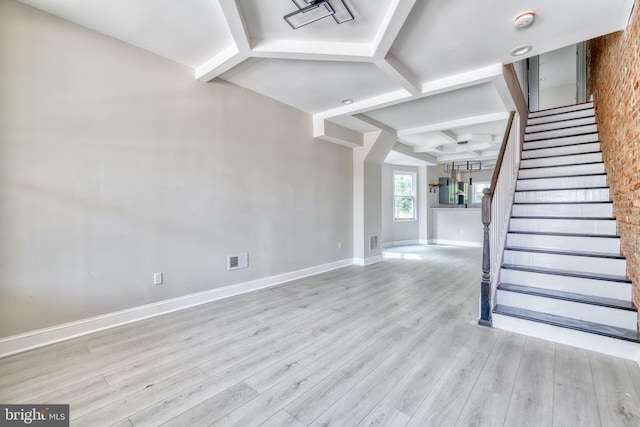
[496,291,636,329]
[519,163,605,179]
[525,124,598,141]
[511,203,613,218]
[520,152,602,169]
[529,103,594,119]
[499,268,631,300]
[514,188,609,203]
[492,313,640,360]
[527,108,594,126]
[522,143,602,160]
[526,117,596,133]
[506,233,620,254]
[516,175,607,191]
[523,133,599,150]
[510,218,617,235]
[504,251,626,276]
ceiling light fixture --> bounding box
[285,0,354,29]
[509,45,532,56]
[341,98,353,105]
[514,11,535,28]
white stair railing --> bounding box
[479,111,521,325]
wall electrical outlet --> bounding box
[153,272,163,285]
[338,241,343,249]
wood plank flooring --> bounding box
[1,245,640,426]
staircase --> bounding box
[492,102,640,359]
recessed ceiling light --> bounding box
[341,98,353,105]
[510,45,532,56]
[514,11,535,28]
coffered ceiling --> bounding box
[17,0,635,164]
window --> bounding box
[472,182,490,203]
[394,172,416,220]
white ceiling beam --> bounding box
[372,0,417,58]
[398,112,510,137]
[392,142,437,165]
[352,114,398,135]
[196,0,250,81]
[375,55,421,95]
[219,0,250,51]
[421,63,503,96]
[437,152,481,162]
[195,44,249,81]
[315,64,506,127]
[440,130,458,143]
[313,118,364,148]
[250,39,373,62]
[314,89,411,122]
[456,133,493,143]
[491,64,529,119]
[413,146,443,154]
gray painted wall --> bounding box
[0,0,353,337]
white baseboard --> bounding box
[381,240,421,248]
[0,258,354,358]
[432,239,483,248]
[353,255,384,266]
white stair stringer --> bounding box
[491,102,640,360]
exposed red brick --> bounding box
[588,5,640,330]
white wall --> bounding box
[381,164,420,247]
[432,209,483,247]
[0,0,353,337]
[539,83,577,110]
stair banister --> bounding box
[479,111,518,326]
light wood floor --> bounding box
[2,245,640,426]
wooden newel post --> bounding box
[478,187,492,326]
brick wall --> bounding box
[588,4,640,329]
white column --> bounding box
[353,130,397,265]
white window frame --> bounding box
[393,171,417,221]
[471,181,491,204]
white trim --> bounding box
[393,170,417,221]
[493,313,640,361]
[382,239,421,248]
[0,258,354,358]
[353,255,384,266]
[420,239,432,245]
[432,239,482,248]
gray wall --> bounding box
[0,0,353,337]
[381,164,420,246]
